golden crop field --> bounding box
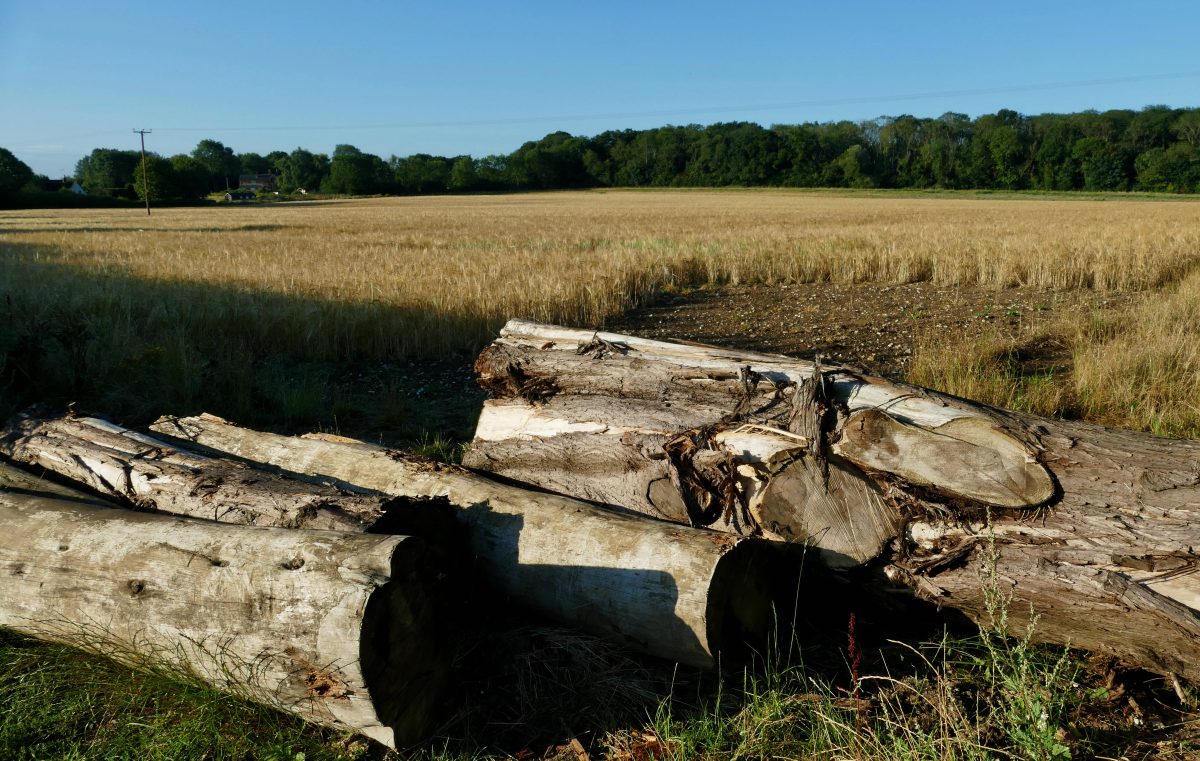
[2,190,1198,436]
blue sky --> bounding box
[3,1,1200,177]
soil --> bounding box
[605,282,1138,379]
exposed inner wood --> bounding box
[464,319,1200,681]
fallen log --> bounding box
[464,320,1200,681]
[0,414,399,532]
[148,414,797,670]
[0,487,440,749]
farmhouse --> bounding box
[238,173,278,191]
[41,177,87,195]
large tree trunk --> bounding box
[0,414,398,532]
[0,481,440,749]
[148,414,799,671]
[464,320,1200,681]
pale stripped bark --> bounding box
[465,320,1200,680]
[147,413,794,671]
[0,484,440,749]
[0,414,396,532]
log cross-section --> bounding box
[464,320,1200,681]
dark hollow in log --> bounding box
[464,320,1200,681]
[0,486,441,749]
[149,414,800,671]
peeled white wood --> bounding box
[0,414,394,532]
[465,320,1200,682]
[150,414,790,670]
[0,488,440,749]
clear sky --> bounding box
[3,1,1200,177]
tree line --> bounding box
[3,105,1200,204]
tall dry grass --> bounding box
[2,190,1199,432]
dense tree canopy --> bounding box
[10,105,1200,206]
[74,148,141,197]
[0,148,34,195]
[191,139,240,191]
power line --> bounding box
[9,68,1200,151]
[149,69,1200,133]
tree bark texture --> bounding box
[149,414,797,671]
[464,320,1200,681]
[0,487,440,749]
[0,414,397,533]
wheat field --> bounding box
[2,190,1199,434]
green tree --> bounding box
[447,156,479,191]
[133,154,179,201]
[323,145,389,194]
[74,148,140,196]
[274,148,329,192]
[0,148,34,195]
[391,154,451,193]
[237,152,272,175]
[1135,143,1200,192]
[191,139,240,191]
[1072,137,1127,190]
[831,144,877,188]
[1174,109,1200,148]
[507,131,591,188]
[169,155,210,200]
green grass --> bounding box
[0,630,374,761]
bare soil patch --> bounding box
[606,282,1138,379]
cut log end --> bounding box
[705,541,804,667]
[358,570,445,747]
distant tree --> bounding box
[1135,143,1200,192]
[448,156,479,191]
[507,132,591,189]
[1174,110,1200,148]
[0,148,34,195]
[191,139,240,191]
[391,154,451,193]
[475,154,510,188]
[1124,106,1178,152]
[275,148,329,192]
[238,152,272,175]
[169,154,210,199]
[831,144,877,188]
[324,144,389,194]
[1072,137,1127,190]
[75,148,141,196]
[133,154,179,201]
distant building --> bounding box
[42,177,87,195]
[238,173,278,191]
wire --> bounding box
[7,69,1200,148]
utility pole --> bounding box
[133,129,152,216]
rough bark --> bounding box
[0,487,440,749]
[0,413,398,532]
[465,319,1200,681]
[149,414,797,671]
